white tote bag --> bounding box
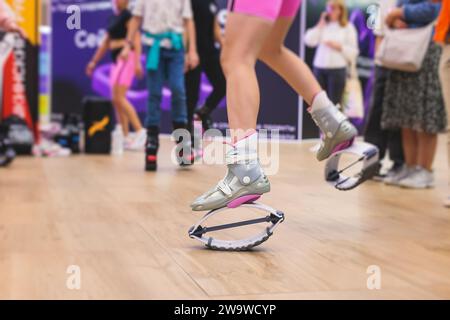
[375,22,434,72]
[342,63,364,119]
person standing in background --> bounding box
[304,0,359,106]
[120,0,199,171]
[86,0,146,151]
[434,0,450,205]
[381,0,445,189]
[185,0,226,132]
[364,0,404,182]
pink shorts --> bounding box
[228,0,302,21]
[110,51,136,88]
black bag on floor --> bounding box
[0,115,34,155]
[82,97,113,154]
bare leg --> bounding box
[112,85,129,136]
[402,128,418,167]
[439,45,450,204]
[191,14,274,211]
[259,17,321,105]
[417,131,437,171]
[258,17,357,161]
[121,113,130,137]
[116,85,143,132]
[220,13,274,141]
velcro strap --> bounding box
[226,152,258,164]
[218,181,232,197]
[332,105,347,122]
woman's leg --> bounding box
[197,53,227,131]
[220,13,274,141]
[111,85,129,136]
[258,18,321,105]
[313,67,327,97]
[185,65,202,133]
[417,131,437,171]
[191,4,356,211]
[401,128,418,167]
[116,85,143,132]
[399,129,436,189]
[258,17,357,160]
[439,45,450,204]
[185,65,202,145]
[167,49,195,166]
[191,13,274,211]
[203,53,227,111]
[327,68,347,106]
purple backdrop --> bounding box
[51,0,301,138]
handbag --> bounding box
[375,22,434,72]
[342,63,364,119]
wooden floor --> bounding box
[0,136,449,300]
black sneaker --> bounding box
[194,104,213,131]
[145,126,159,172]
[371,161,386,182]
[384,163,404,177]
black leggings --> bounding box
[364,66,404,164]
[313,67,347,105]
[185,52,226,126]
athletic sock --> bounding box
[310,91,333,112]
[231,131,259,163]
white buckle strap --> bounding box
[226,152,258,165]
[218,180,232,197]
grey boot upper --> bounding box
[310,105,357,161]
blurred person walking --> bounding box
[434,0,450,204]
[364,0,404,181]
[381,0,446,189]
[185,0,226,132]
[304,0,359,105]
[86,0,146,151]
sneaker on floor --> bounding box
[444,196,450,208]
[380,163,402,182]
[398,167,434,189]
[372,172,386,182]
[126,129,146,151]
[384,165,412,186]
[371,165,386,182]
[124,134,134,148]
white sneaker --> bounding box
[444,196,450,208]
[384,165,412,186]
[399,167,434,189]
[124,135,133,149]
[126,129,146,151]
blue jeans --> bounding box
[145,48,188,128]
